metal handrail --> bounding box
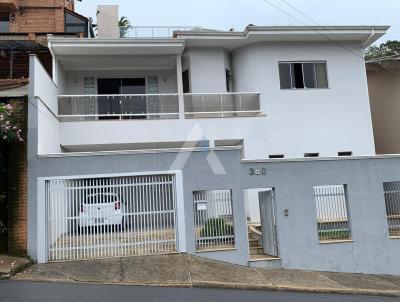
[120,26,201,38]
[58,93,179,98]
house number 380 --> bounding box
[249,167,267,176]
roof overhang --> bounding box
[366,55,400,72]
[175,26,390,51]
[48,37,186,56]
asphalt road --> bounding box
[0,281,398,302]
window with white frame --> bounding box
[193,190,234,250]
[279,62,328,89]
[383,182,400,237]
[313,184,351,242]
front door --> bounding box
[258,190,278,257]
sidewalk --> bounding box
[12,254,400,297]
[0,255,32,279]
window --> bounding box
[338,151,353,157]
[182,70,190,93]
[304,153,319,158]
[383,182,400,237]
[65,10,88,37]
[225,69,232,92]
[0,12,9,33]
[193,190,234,250]
[279,62,328,89]
[313,185,351,242]
[269,154,284,159]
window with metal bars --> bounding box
[193,190,235,250]
[383,182,400,237]
[313,184,352,242]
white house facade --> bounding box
[26,7,400,276]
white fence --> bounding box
[383,182,400,237]
[193,190,234,250]
[313,185,351,241]
[46,174,177,261]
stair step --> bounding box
[249,246,264,255]
[248,238,259,247]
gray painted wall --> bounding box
[28,145,400,274]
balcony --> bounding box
[120,26,201,38]
[57,92,262,121]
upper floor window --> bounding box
[226,69,232,92]
[279,62,328,90]
[182,70,190,93]
[0,12,9,33]
[65,10,88,37]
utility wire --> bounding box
[260,0,400,78]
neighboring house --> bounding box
[366,55,400,154]
[28,6,400,276]
[0,0,91,255]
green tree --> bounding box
[365,40,400,60]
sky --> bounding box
[75,0,399,45]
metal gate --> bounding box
[46,174,177,261]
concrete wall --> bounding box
[367,67,400,154]
[27,137,400,275]
[232,41,375,158]
[96,5,119,38]
[185,48,230,93]
[29,56,61,155]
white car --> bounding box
[79,193,123,228]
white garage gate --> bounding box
[45,173,178,261]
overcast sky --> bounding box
[76,0,399,44]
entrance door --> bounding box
[258,190,278,257]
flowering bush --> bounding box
[0,103,23,144]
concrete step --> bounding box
[248,238,259,247]
[249,246,264,255]
[248,256,282,269]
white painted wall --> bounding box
[31,56,61,154]
[185,48,229,93]
[64,69,178,95]
[232,41,375,158]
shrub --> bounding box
[200,218,234,238]
[0,103,23,144]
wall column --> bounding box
[176,54,185,119]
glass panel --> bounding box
[0,12,9,33]
[293,63,304,89]
[315,63,328,88]
[278,63,292,89]
[303,63,316,88]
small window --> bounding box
[338,151,352,157]
[269,154,284,159]
[225,69,232,92]
[279,62,328,89]
[304,153,319,158]
[0,12,9,33]
[383,182,400,237]
[313,185,351,242]
[65,10,88,37]
[182,70,190,93]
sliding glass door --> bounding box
[97,78,146,119]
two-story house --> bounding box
[27,5,400,276]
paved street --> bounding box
[0,281,398,302]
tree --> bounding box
[119,16,132,38]
[365,40,400,61]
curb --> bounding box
[0,260,33,280]
[191,280,400,297]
